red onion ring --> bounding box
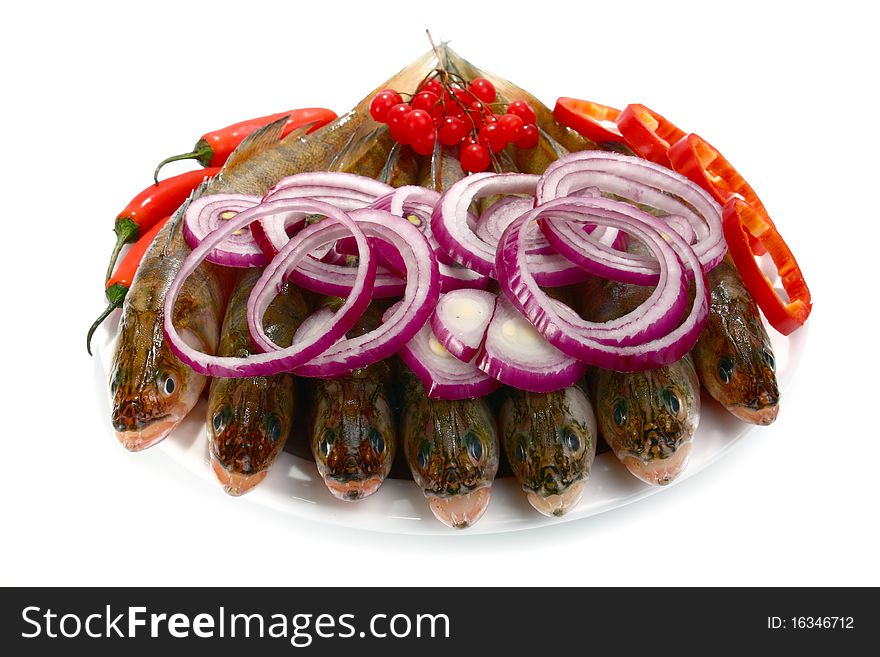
[496,196,709,371]
[372,186,490,292]
[182,194,263,267]
[536,150,726,272]
[430,289,498,363]
[476,298,588,393]
[432,172,590,286]
[398,313,501,400]
[292,208,440,378]
[164,198,375,377]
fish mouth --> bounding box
[728,403,779,425]
[427,487,491,529]
[324,476,384,502]
[115,415,178,452]
[209,454,269,497]
[620,442,693,486]
[526,480,586,517]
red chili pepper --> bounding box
[616,104,686,166]
[552,97,625,144]
[105,168,220,284]
[721,198,811,335]
[152,107,337,183]
[88,215,172,354]
[668,132,771,254]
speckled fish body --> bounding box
[692,255,779,425]
[109,217,228,452]
[499,384,597,516]
[398,364,500,529]
[207,269,309,496]
[308,303,397,501]
[578,277,701,485]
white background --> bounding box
[2,0,877,586]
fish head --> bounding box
[597,360,700,486]
[109,310,205,451]
[311,375,396,501]
[207,373,294,496]
[408,401,499,529]
[501,387,597,517]
[696,301,780,425]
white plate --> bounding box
[93,303,805,535]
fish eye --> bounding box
[212,406,231,435]
[613,401,627,426]
[264,414,282,443]
[718,357,735,384]
[515,439,526,463]
[158,372,176,397]
[662,389,681,415]
[564,429,581,453]
[320,429,335,457]
[465,432,483,463]
[763,348,776,372]
[369,429,385,455]
[417,441,431,470]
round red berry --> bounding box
[387,102,413,144]
[412,91,441,117]
[370,90,403,123]
[497,114,525,141]
[403,109,434,143]
[514,123,539,149]
[439,116,468,146]
[478,122,508,153]
[506,100,537,126]
[459,143,491,172]
[468,78,496,104]
[412,130,437,156]
[420,79,443,97]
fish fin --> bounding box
[279,120,319,146]
[378,142,403,185]
[330,124,393,176]
[219,114,290,179]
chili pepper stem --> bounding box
[105,218,140,283]
[86,284,129,356]
[153,138,214,184]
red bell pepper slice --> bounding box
[616,104,686,166]
[668,133,771,254]
[722,198,811,335]
[553,98,624,144]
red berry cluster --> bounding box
[368,74,539,173]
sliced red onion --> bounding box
[252,172,394,258]
[293,257,406,299]
[476,196,553,255]
[496,197,709,372]
[430,290,497,362]
[432,172,589,286]
[164,199,376,377]
[292,208,440,378]
[398,314,500,400]
[372,186,490,292]
[477,298,588,393]
[536,150,726,272]
[265,171,393,205]
[183,194,263,267]
[431,172,537,277]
